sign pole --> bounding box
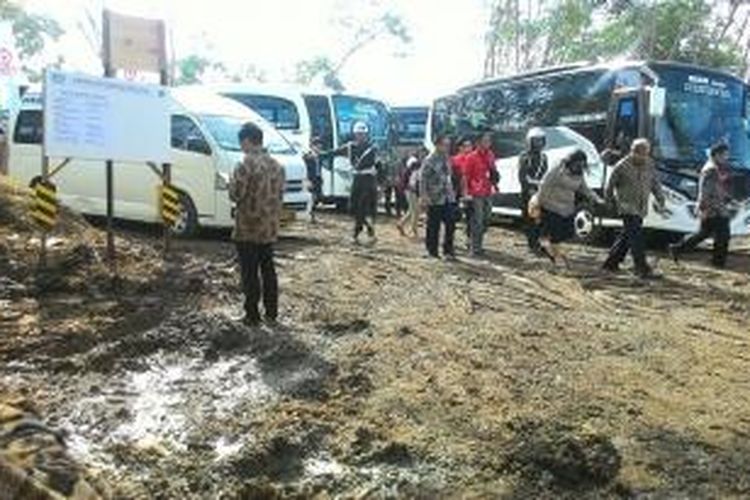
[39,155,49,268]
[103,11,117,278]
[39,69,49,269]
[160,63,171,255]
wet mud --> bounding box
[2,181,750,498]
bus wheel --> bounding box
[171,191,199,238]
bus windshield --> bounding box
[200,115,296,155]
[394,107,428,145]
[332,95,390,148]
[654,68,750,169]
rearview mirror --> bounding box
[187,136,211,156]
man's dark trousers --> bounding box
[426,203,457,257]
[521,192,541,252]
[673,216,730,267]
[603,215,648,272]
[236,242,278,321]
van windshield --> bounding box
[200,115,296,155]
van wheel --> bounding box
[171,191,198,238]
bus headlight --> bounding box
[215,172,230,191]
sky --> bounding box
[24,0,490,105]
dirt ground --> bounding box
[2,180,750,498]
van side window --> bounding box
[13,110,43,145]
[225,94,299,130]
[171,115,211,155]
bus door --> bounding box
[605,89,649,167]
[303,94,335,199]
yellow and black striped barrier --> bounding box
[160,184,181,226]
[30,180,58,230]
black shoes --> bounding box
[242,315,261,327]
[668,244,680,263]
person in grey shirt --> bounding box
[420,134,457,259]
[669,143,734,268]
[536,149,602,267]
[602,138,666,279]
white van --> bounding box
[206,83,392,207]
[7,87,311,236]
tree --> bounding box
[0,0,64,80]
[174,54,229,85]
[294,4,411,91]
[294,56,344,91]
[484,0,750,78]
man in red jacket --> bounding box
[451,137,474,244]
[462,131,498,257]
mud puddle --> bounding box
[58,352,274,464]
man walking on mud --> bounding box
[327,121,379,245]
[229,122,286,326]
[602,138,666,279]
[518,127,549,255]
[669,143,734,268]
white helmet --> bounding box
[352,121,369,134]
[526,127,546,150]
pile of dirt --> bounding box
[0,175,182,499]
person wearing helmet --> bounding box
[518,127,549,254]
[326,121,379,244]
[536,149,603,268]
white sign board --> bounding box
[105,11,166,73]
[43,70,170,163]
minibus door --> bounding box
[304,95,335,200]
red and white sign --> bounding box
[0,23,18,78]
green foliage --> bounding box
[0,0,64,78]
[175,54,226,85]
[486,0,748,76]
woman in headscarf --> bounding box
[534,149,603,267]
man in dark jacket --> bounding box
[602,138,666,279]
[518,127,549,254]
[327,121,379,244]
[669,143,733,268]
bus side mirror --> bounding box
[649,87,666,118]
[187,136,212,156]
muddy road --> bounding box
[2,210,750,498]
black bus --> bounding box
[429,60,750,235]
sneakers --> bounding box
[444,253,458,262]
